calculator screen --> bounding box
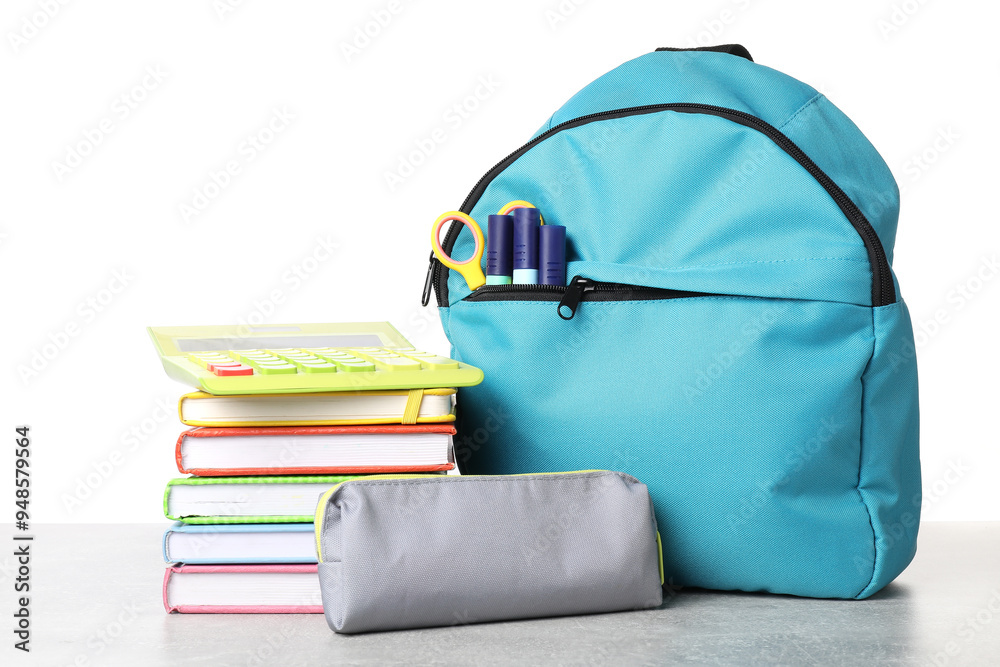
[175,334,384,352]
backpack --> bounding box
[423,45,920,599]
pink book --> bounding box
[163,564,323,614]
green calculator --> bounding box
[147,322,483,395]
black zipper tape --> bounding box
[463,276,716,321]
[423,103,895,309]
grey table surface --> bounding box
[4,521,998,666]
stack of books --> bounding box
[160,389,458,614]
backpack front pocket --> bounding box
[446,289,878,598]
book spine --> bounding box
[163,567,177,613]
[175,432,188,474]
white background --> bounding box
[1,0,996,523]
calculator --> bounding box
[147,322,482,395]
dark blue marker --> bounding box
[486,214,514,285]
[512,208,541,284]
[538,224,566,286]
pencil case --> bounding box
[313,470,664,633]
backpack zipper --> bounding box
[422,103,895,309]
[463,275,716,320]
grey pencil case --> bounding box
[313,470,664,633]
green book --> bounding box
[164,475,362,524]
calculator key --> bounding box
[278,353,314,361]
[255,363,298,375]
[207,360,242,372]
[289,357,322,367]
[370,357,422,372]
[212,364,254,376]
[189,354,230,368]
[397,353,460,370]
[298,362,338,373]
[254,358,295,367]
[333,360,376,372]
[351,351,391,361]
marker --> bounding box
[512,207,540,284]
[486,214,513,285]
[538,224,566,286]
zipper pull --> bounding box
[557,276,595,320]
[421,252,437,307]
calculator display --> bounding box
[176,334,383,352]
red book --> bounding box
[175,424,457,476]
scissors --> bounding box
[430,201,543,291]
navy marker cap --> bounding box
[486,214,514,284]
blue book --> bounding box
[162,522,317,564]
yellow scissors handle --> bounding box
[431,211,486,291]
[498,200,544,224]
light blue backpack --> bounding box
[424,45,920,599]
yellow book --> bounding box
[178,388,456,427]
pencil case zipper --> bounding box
[422,103,894,309]
[462,275,719,320]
